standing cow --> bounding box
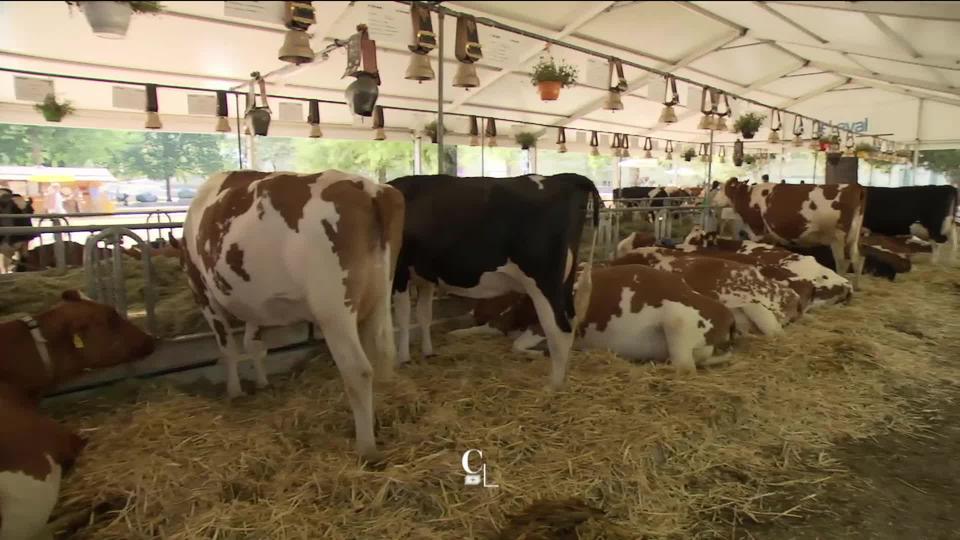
[0,188,37,274]
[388,173,600,389]
[863,186,958,263]
[182,170,404,461]
[711,179,866,288]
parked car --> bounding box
[135,192,159,203]
[177,187,197,201]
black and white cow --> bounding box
[388,173,601,389]
[0,188,37,273]
[863,186,958,262]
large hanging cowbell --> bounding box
[792,115,804,147]
[144,84,161,129]
[643,137,653,159]
[610,133,622,157]
[733,139,744,167]
[215,90,230,132]
[244,73,271,136]
[278,1,315,65]
[469,115,480,146]
[658,76,679,124]
[715,92,730,132]
[589,130,600,156]
[767,109,781,144]
[405,3,436,82]
[372,106,385,140]
[697,87,716,130]
[308,99,322,138]
[664,140,674,160]
[620,134,631,158]
[603,59,626,111]
[484,118,497,147]
[453,14,482,88]
[556,127,567,153]
[344,25,380,117]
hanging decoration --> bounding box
[590,130,600,157]
[603,59,627,111]
[664,140,674,160]
[343,24,380,117]
[699,142,710,162]
[792,115,804,147]
[453,14,482,88]
[556,127,567,153]
[215,90,230,133]
[715,92,730,132]
[658,75,679,124]
[697,88,717,130]
[404,3,436,82]
[307,99,322,138]
[484,117,497,147]
[767,109,781,144]
[144,83,161,130]
[68,1,163,39]
[621,134,631,158]
[610,133,622,157]
[468,115,480,146]
[718,144,726,163]
[843,132,855,157]
[243,72,270,136]
[809,120,823,151]
[278,1,316,65]
[733,139,744,167]
[372,106,385,140]
[642,137,653,159]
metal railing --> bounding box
[83,226,158,335]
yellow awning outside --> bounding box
[29,174,78,183]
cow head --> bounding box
[682,226,720,247]
[712,178,749,210]
[47,290,156,376]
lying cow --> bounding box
[864,186,957,263]
[610,248,804,335]
[615,231,657,257]
[389,173,600,390]
[182,170,403,462]
[711,179,866,288]
[787,232,913,281]
[14,241,115,272]
[0,290,155,540]
[679,227,851,308]
[451,265,736,373]
[124,234,182,260]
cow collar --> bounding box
[19,315,53,375]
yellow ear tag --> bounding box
[73,334,85,349]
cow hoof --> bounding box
[359,449,386,468]
[422,353,437,360]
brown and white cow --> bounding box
[0,290,155,540]
[679,227,852,308]
[182,170,404,462]
[611,248,804,336]
[710,179,866,288]
[615,231,657,258]
[124,234,183,261]
[450,265,736,373]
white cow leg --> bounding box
[416,283,436,358]
[448,324,503,337]
[520,285,574,389]
[662,305,698,375]
[320,316,379,463]
[242,324,269,389]
[358,287,396,381]
[512,328,548,357]
[829,239,851,288]
[394,288,412,365]
[740,303,783,336]
[931,242,942,265]
[200,305,246,399]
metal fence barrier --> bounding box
[83,226,158,335]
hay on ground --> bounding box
[41,261,960,539]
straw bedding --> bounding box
[37,262,960,539]
[0,258,208,337]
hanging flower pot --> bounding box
[530,54,579,102]
[682,148,696,162]
[70,1,162,39]
[515,131,538,150]
[734,112,765,140]
[33,93,74,122]
[855,143,875,159]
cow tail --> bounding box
[371,184,406,379]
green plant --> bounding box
[854,142,875,154]
[743,154,756,165]
[682,147,696,161]
[819,134,840,144]
[514,131,539,149]
[65,1,164,13]
[733,112,765,134]
[530,56,579,88]
[33,94,75,122]
[422,121,446,142]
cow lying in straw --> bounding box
[610,248,805,336]
[451,265,736,374]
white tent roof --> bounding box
[0,1,958,147]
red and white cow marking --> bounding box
[451,265,736,373]
[711,179,866,288]
[680,227,852,309]
[611,248,804,336]
[182,170,404,461]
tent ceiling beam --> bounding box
[836,73,960,108]
[862,12,955,87]
[766,2,960,23]
[555,30,746,128]
[753,2,829,44]
[810,62,960,97]
[446,1,616,112]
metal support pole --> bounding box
[234,93,244,168]
[413,136,423,174]
[811,151,818,184]
[436,10,445,174]
[912,99,924,186]
[706,128,715,186]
